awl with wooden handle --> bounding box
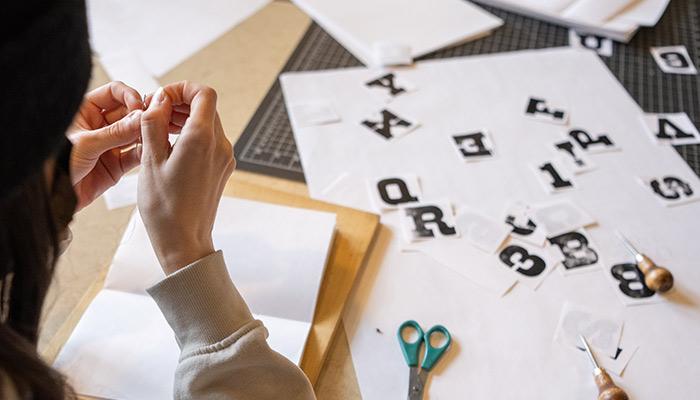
[579,335,629,400]
[616,231,674,293]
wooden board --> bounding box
[42,174,379,393]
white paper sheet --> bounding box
[561,0,636,26]
[291,0,503,66]
[54,197,336,399]
[87,0,270,79]
[102,173,139,210]
[475,0,670,41]
[281,48,700,399]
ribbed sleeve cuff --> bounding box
[147,250,254,353]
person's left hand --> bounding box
[68,81,145,210]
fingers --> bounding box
[85,81,143,113]
[141,87,173,164]
[162,81,217,128]
[83,110,143,155]
[103,106,129,125]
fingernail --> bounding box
[149,87,166,108]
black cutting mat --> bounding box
[234,1,700,182]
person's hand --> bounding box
[68,81,144,209]
[138,82,235,275]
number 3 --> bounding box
[499,245,546,277]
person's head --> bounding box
[0,0,92,397]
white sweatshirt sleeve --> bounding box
[147,251,316,400]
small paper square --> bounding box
[650,46,697,75]
[289,101,341,128]
[569,30,613,57]
[456,209,510,253]
[533,200,595,237]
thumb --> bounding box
[88,109,142,152]
[141,87,172,164]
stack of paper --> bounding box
[87,0,270,93]
[291,0,503,66]
[474,0,670,42]
[53,198,336,399]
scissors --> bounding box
[397,320,452,400]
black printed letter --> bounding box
[651,176,693,200]
[499,245,546,277]
[365,73,406,96]
[526,97,565,120]
[376,178,418,205]
[611,263,655,298]
[549,231,598,270]
[452,132,491,159]
[539,162,573,189]
[568,129,614,151]
[361,109,411,140]
[656,118,694,140]
[404,206,457,239]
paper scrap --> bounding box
[554,302,623,358]
[533,160,576,193]
[367,174,422,212]
[642,113,700,146]
[372,41,413,67]
[455,209,510,253]
[360,109,420,141]
[452,130,496,162]
[533,200,595,237]
[503,201,548,247]
[524,96,569,125]
[650,46,698,75]
[549,228,603,276]
[569,30,613,57]
[290,101,341,127]
[496,238,560,290]
[603,259,666,306]
[364,72,417,102]
[399,200,459,243]
[638,175,700,207]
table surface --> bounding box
[38,2,361,399]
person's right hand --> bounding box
[138,82,235,275]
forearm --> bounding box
[147,251,315,400]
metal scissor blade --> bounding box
[407,367,428,400]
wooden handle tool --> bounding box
[616,231,674,293]
[579,335,629,400]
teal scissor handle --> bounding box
[397,321,452,371]
[421,325,451,371]
[397,320,424,367]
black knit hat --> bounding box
[0,0,92,200]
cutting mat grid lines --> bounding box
[234,0,700,182]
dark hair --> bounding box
[0,168,72,398]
